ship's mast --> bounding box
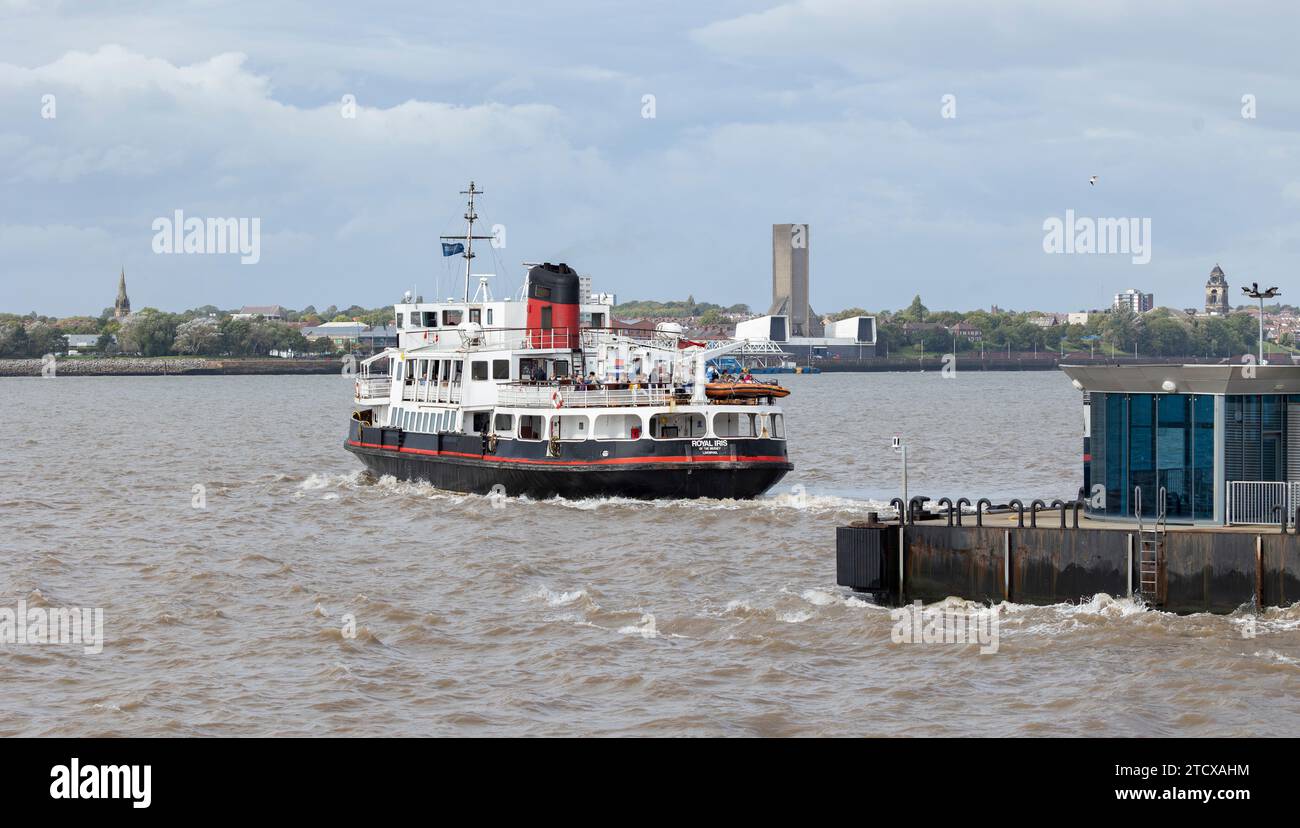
[439,181,494,302]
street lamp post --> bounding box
[892,435,907,509]
[1242,284,1281,364]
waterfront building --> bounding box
[64,333,102,354]
[1204,264,1230,315]
[767,223,823,337]
[947,321,982,341]
[1063,363,1300,525]
[233,305,286,321]
[734,313,876,360]
[1113,288,1153,314]
[114,268,131,319]
[302,322,397,352]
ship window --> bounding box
[493,359,510,380]
[471,361,488,381]
[534,285,551,300]
[470,308,481,324]
[443,309,463,326]
[552,360,570,378]
[650,413,706,439]
[556,415,588,440]
[594,413,642,440]
[770,414,785,439]
[486,309,494,325]
[423,311,439,327]
[494,413,514,434]
[519,415,543,441]
[713,412,756,438]
[472,412,491,433]
[396,313,404,328]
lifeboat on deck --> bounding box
[705,381,790,400]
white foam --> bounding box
[1252,649,1300,667]
[618,613,659,638]
[532,586,587,607]
[779,609,813,624]
[800,589,836,606]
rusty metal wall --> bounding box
[835,526,892,592]
[1161,532,1257,614]
[836,520,1296,613]
[904,525,1005,605]
[1011,528,1129,606]
[1258,535,1300,608]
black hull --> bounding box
[344,421,791,500]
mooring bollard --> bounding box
[909,496,927,523]
[889,497,906,525]
[1009,499,1025,527]
[1050,499,1067,529]
[956,498,971,527]
[938,497,954,527]
[976,498,992,527]
[1030,499,1047,528]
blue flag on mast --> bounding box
[441,242,465,257]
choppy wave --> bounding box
[9,372,1300,737]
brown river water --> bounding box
[2,371,1297,736]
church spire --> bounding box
[114,267,131,319]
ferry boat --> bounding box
[344,183,793,500]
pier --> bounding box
[837,503,1299,613]
[838,361,1300,613]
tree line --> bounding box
[0,303,395,359]
[834,295,1273,359]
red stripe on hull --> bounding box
[346,440,788,466]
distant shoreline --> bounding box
[0,357,346,377]
[0,354,1257,377]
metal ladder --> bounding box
[1135,486,1165,603]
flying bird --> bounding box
[1089,175,1098,186]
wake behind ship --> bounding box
[344,184,793,500]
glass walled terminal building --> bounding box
[1060,364,1300,525]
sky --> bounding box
[2,0,1300,318]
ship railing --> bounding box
[495,382,680,408]
[404,325,694,352]
[355,374,392,400]
[1226,480,1300,526]
[579,327,690,347]
[428,327,580,351]
[402,380,461,404]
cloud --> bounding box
[3,4,1300,318]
